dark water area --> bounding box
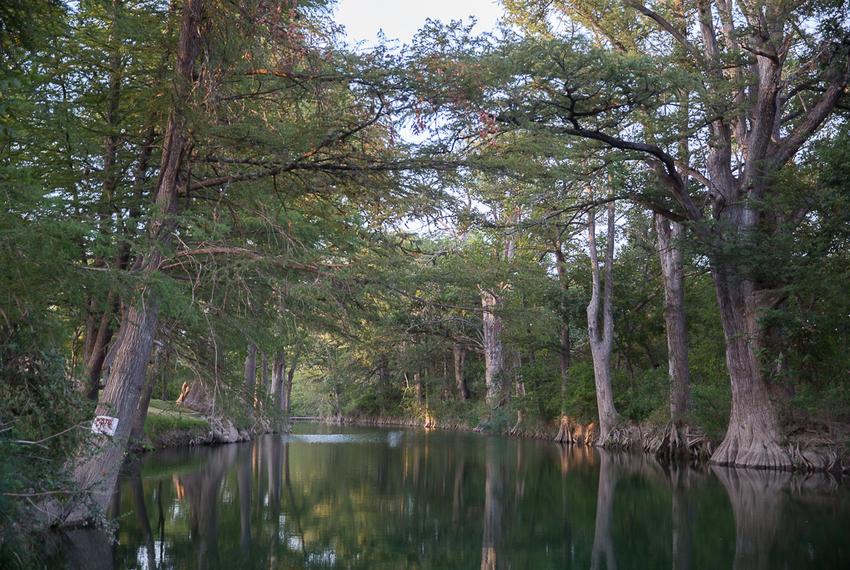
[52,423,850,569]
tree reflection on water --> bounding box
[52,425,850,569]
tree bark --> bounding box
[481,288,506,409]
[655,215,691,423]
[710,261,789,468]
[270,351,285,412]
[82,292,118,400]
[255,351,269,408]
[587,199,619,443]
[130,340,164,445]
[413,371,424,404]
[59,0,206,524]
[453,343,469,401]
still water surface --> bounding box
[56,423,850,568]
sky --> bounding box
[334,0,504,47]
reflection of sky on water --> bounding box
[284,431,405,446]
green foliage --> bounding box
[0,319,87,566]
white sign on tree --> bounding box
[91,415,119,437]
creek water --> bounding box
[53,423,850,569]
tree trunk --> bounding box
[59,0,206,525]
[82,293,118,400]
[453,343,469,401]
[710,264,790,468]
[280,360,297,426]
[130,340,164,445]
[243,343,257,418]
[255,351,269,408]
[481,288,505,409]
[413,371,423,404]
[655,215,691,423]
[270,351,285,412]
[284,365,295,417]
[587,200,619,443]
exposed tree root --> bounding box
[553,415,596,445]
[711,422,792,470]
[784,420,850,473]
[509,410,524,436]
[644,422,713,461]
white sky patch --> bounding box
[335,0,503,47]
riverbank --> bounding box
[309,413,850,474]
[137,401,850,474]
[138,399,273,451]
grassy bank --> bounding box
[141,399,211,449]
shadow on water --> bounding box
[49,425,850,569]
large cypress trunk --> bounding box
[58,0,206,524]
[710,261,789,468]
[586,200,618,443]
[655,215,691,422]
